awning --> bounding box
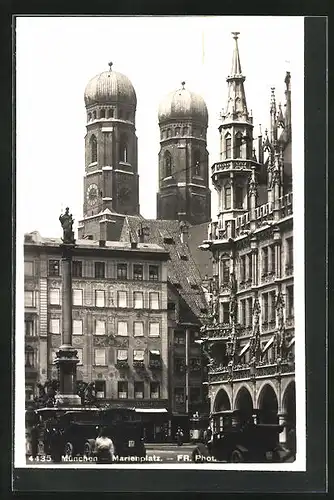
[239,342,250,357]
[263,336,274,353]
[135,408,168,413]
[150,350,160,356]
[288,337,295,348]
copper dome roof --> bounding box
[158,83,208,124]
[84,63,137,107]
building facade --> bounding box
[200,34,295,443]
[24,232,169,414]
[157,82,211,225]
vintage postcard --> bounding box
[14,15,305,474]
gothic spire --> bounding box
[223,32,249,123]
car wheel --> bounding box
[230,449,244,463]
[64,441,74,458]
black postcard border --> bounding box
[0,12,327,495]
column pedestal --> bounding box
[278,412,287,444]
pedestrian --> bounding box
[94,426,114,463]
[176,427,184,446]
[204,426,212,445]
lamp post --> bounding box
[54,208,81,406]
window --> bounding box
[119,134,128,162]
[25,385,34,402]
[72,261,82,278]
[134,382,144,399]
[174,332,185,344]
[182,126,188,135]
[190,387,201,403]
[25,318,35,336]
[25,347,36,368]
[174,387,185,404]
[100,109,105,118]
[235,133,242,158]
[239,255,246,281]
[189,358,201,372]
[286,237,293,268]
[149,265,159,281]
[76,348,83,365]
[133,350,144,361]
[24,291,34,307]
[88,112,92,121]
[49,288,60,305]
[221,303,229,324]
[133,264,143,280]
[133,321,144,336]
[118,381,128,399]
[94,348,106,366]
[262,293,269,323]
[164,151,172,177]
[108,109,114,118]
[117,291,128,308]
[48,260,60,276]
[235,186,243,209]
[247,254,253,281]
[262,247,269,275]
[269,291,276,322]
[269,246,275,273]
[225,135,231,159]
[50,318,60,334]
[90,134,97,163]
[95,290,105,307]
[149,350,161,368]
[117,349,128,361]
[117,321,128,336]
[175,357,185,373]
[95,262,105,279]
[224,186,231,209]
[221,259,230,284]
[117,263,127,279]
[93,111,96,120]
[150,382,160,399]
[95,380,106,399]
[193,150,201,176]
[24,261,34,276]
[287,285,294,317]
[246,298,253,327]
[73,319,83,335]
[73,289,83,306]
[149,292,159,310]
[149,322,160,337]
[94,320,105,335]
[133,291,143,309]
[240,299,246,326]
[167,128,171,138]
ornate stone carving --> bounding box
[249,296,261,362]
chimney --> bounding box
[180,222,189,244]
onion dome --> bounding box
[84,62,136,107]
[158,81,208,125]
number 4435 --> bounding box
[28,455,51,462]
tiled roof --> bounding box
[120,217,208,324]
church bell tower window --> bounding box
[90,134,97,163]
[164,151,172,178]
[225,134,231,159]
[194,150,201,176]
[100,109,105,118]
[120,134,128,163]
[235,132,242,158]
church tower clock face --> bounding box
[86,183,99,206]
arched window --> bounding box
[164,151,172,178]
[175,127,180,136]
[182,126,188,136]
[193,150,201,176]
[167,128,172,138]
[224,185,231,209]
[235,132,242,158]
[88,113,92,121]
[225,133,231,159]
[100,109,105,119]
[93,110,97,120]
[235,186,243,209]
[108,109,114,118]
[90,134,97,163]
[25,346,35,368]
[119,134,128,163]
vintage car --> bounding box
[37,406,146,462]
[192,409,287,463]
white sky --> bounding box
[16,15,303,238]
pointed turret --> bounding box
[222,32,250,124]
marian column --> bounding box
[54,208,81,406]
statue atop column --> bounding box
[59,207,75,245]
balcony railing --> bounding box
[202,323,232,340]
[208,360,295,382]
